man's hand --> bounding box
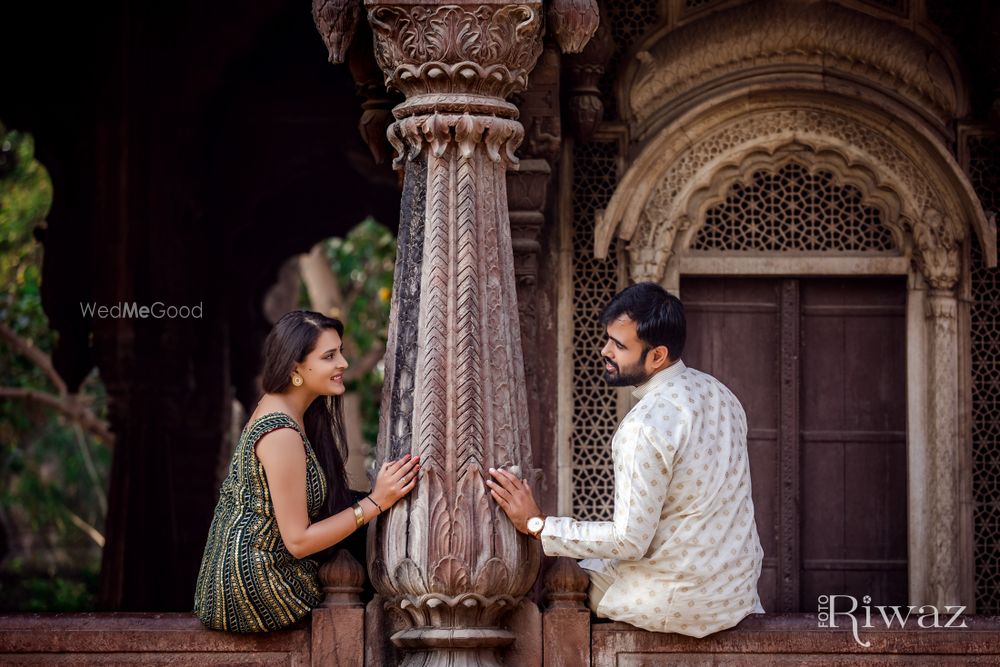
[486,467,543,536]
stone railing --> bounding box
[540,558,1000,667]
[4,554,999,665]
[0,548,366,666]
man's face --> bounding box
[600,315,653,387]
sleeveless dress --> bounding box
[193,411,328,632]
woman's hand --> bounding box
[370,454,420,510]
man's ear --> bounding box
[650,345,671,370]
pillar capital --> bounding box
[365,0,544,120]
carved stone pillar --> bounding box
[363,3,545,665]
[348,22,398,166]
[506,41,560,467]
[564,4,612,142]
[507,156,551,455]
[912,214,964,607]
[312,550,366,665]
[541,558,591,667]
[924,288,962,607]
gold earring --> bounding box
[292,375,303,387]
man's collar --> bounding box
[631,359,687,400]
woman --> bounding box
[193,310,418,632]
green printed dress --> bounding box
[194,411,328,632]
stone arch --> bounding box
[624,140,913,284]
[620,0,967,138]
[677,145,906,251]
[591,94,989,608]
[596,97,995,289]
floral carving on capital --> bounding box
[910,211,961,290]
[365,1,544,109]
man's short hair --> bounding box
[599,282,686,361]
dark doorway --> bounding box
[681,276,908,612]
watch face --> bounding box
[527,517,544,533]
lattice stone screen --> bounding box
[692,163,897,252]
[569,140,621,521]
[969,133,1000,614]
[567,0,660,521]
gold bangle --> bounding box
[352,502,365,528]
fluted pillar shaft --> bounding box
[924,289,962,607]
[363,2,544,665]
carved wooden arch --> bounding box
[595,98,997,290]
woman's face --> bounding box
[296,328,349,396]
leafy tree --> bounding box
[318,218,395,449]
[0,122,110,611]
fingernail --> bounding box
[489,467,495,472]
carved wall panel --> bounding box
[968,131,1000,614]
[692,162,898,253]
[567,139,621,521]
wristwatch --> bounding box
[526,516,546,539]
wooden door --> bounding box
[681,276,907,612]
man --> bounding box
[487,282,764,637]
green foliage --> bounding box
[0,123,54,376]
[0,122,109,611]
[314,218,395,450]
[0,561,98,612]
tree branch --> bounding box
[0,321,66,395]
[0,387,114,444]
[66,509,105,547]
[344,340,386,383]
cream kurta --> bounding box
[540,360,764,637]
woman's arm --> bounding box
[256,428,419,559]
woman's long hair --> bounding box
[259,310,354,537]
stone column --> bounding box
[363,3,543,665]
[508,156,551,459]
[311,550,366,666]
[913,214,963,607]
[925,288,962,607]
[541,558,591,667]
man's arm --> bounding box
[541,423,673,561]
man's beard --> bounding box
[602,356,652,387]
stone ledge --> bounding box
[0,613,310,659]
[592,613,1000,665]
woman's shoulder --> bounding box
[244,411,307,446]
